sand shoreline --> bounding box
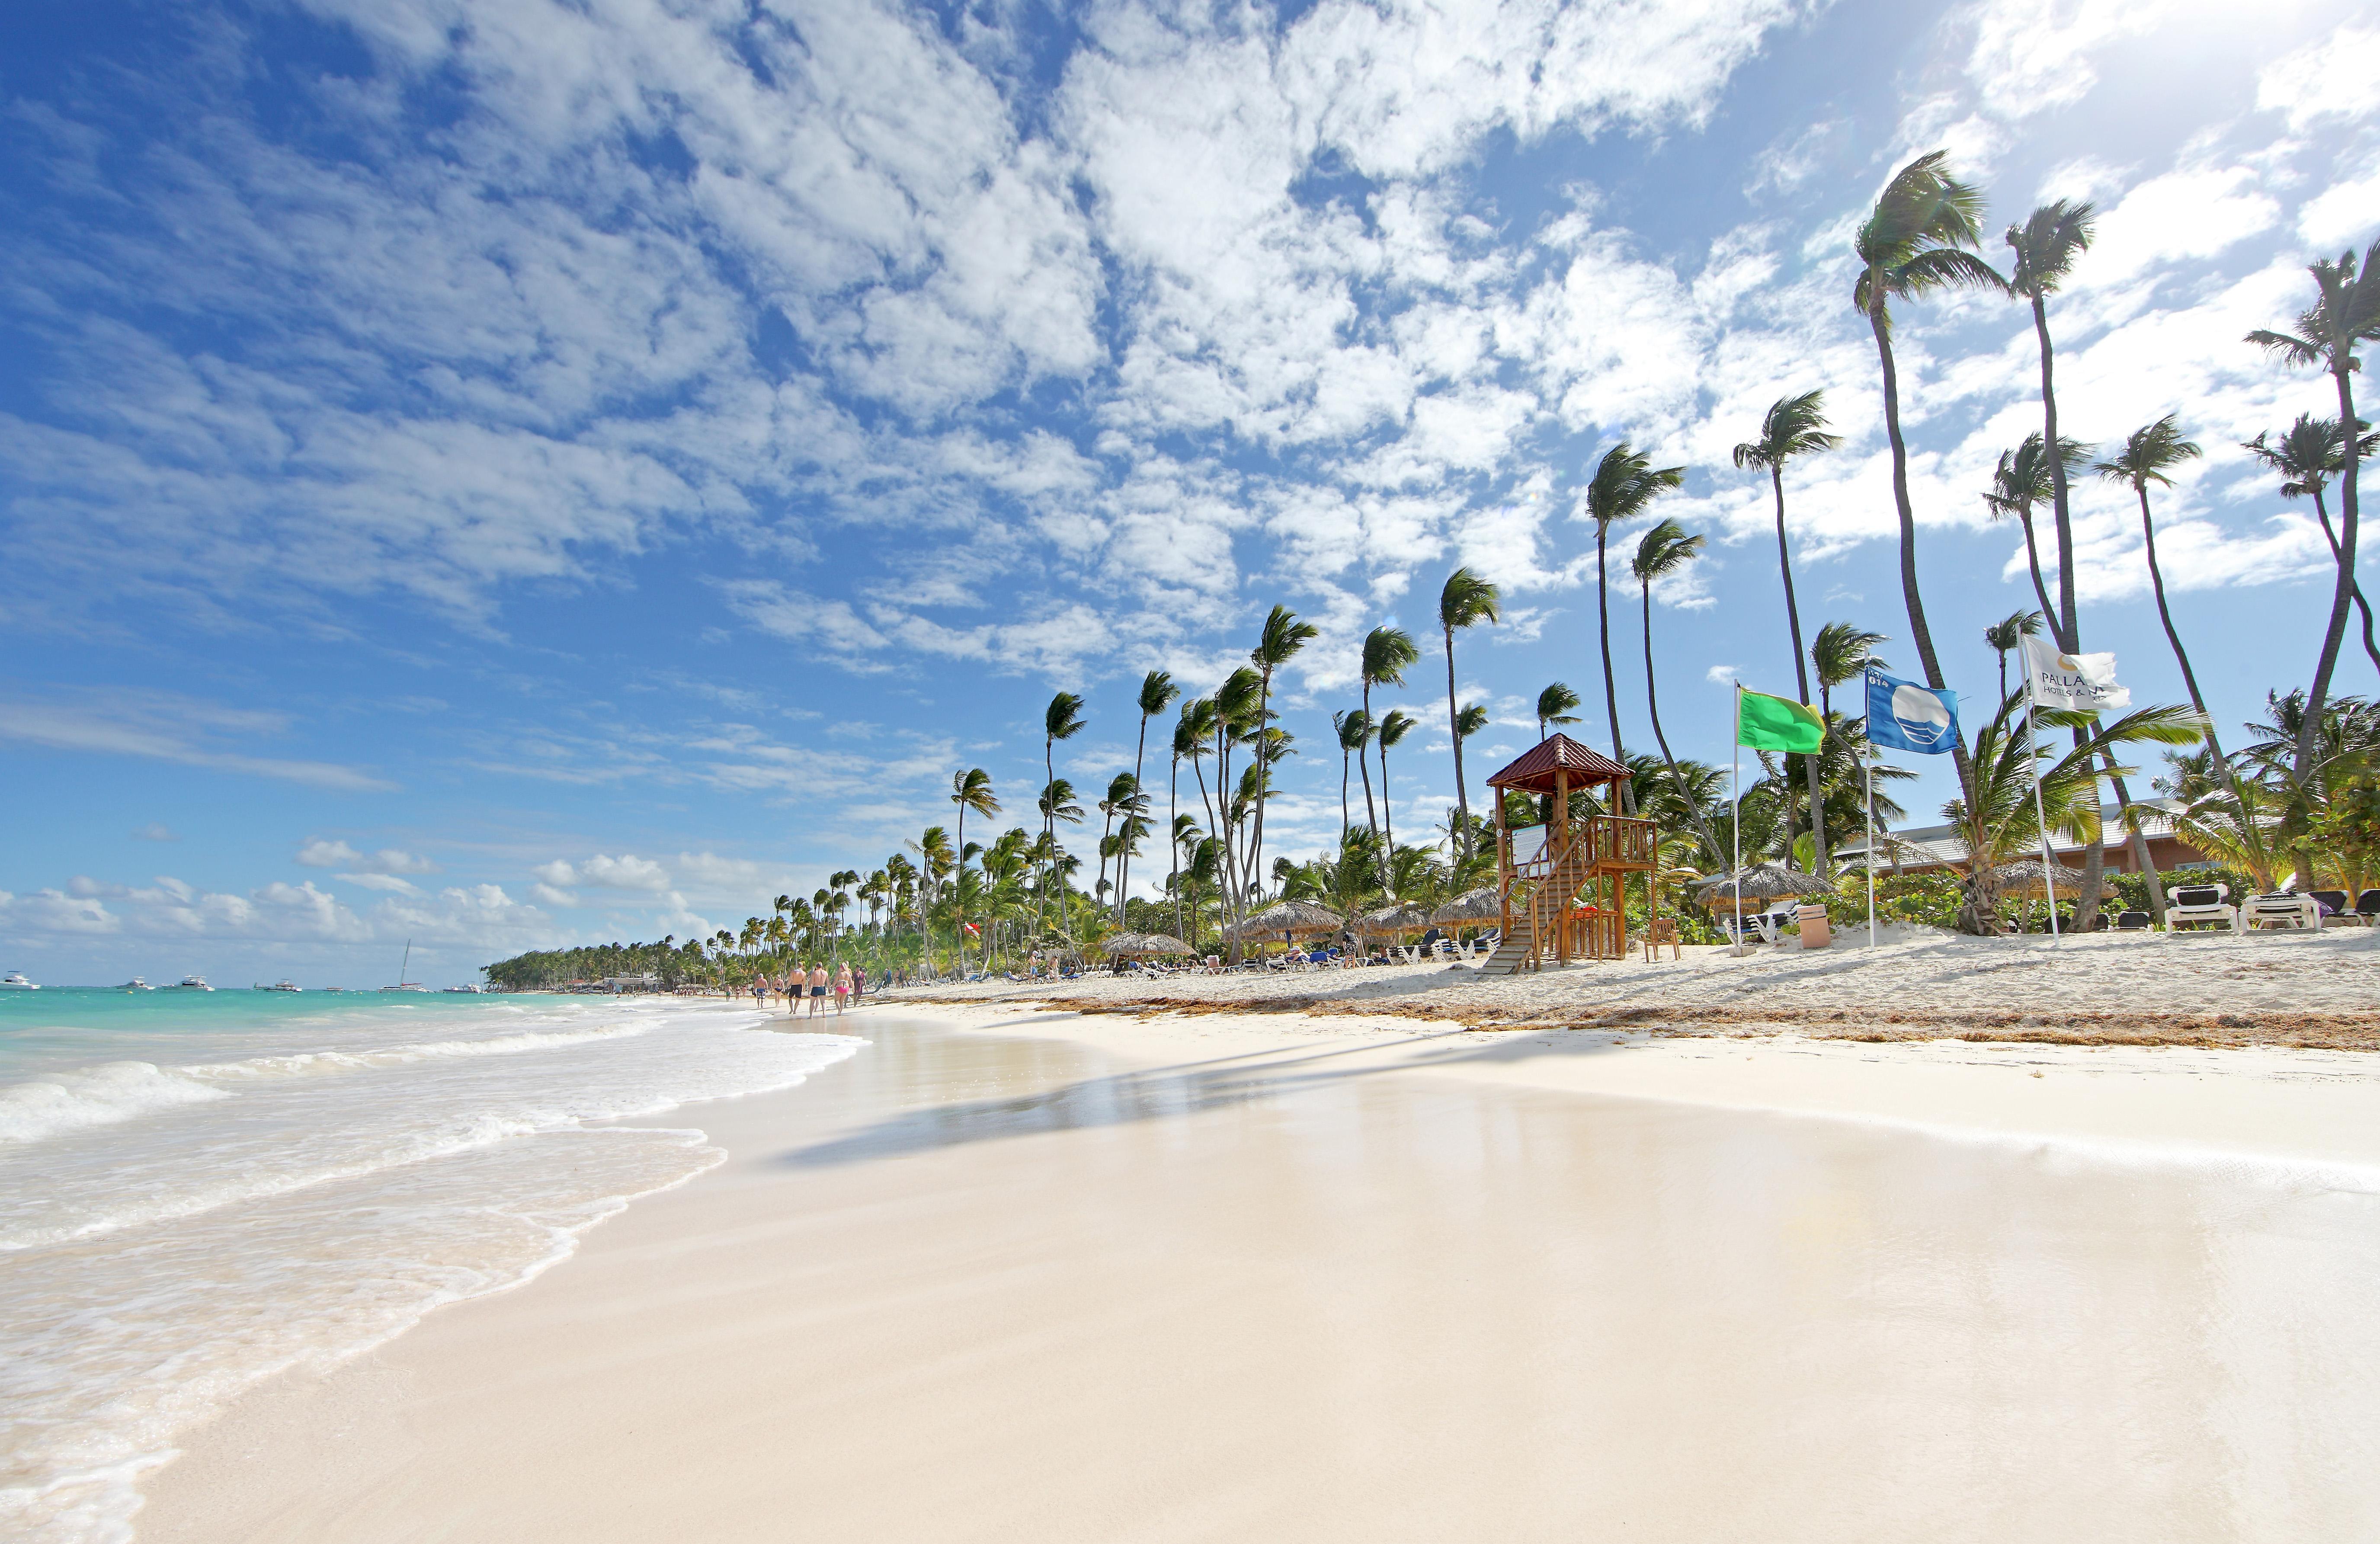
[133,999,2380,1541]
[874,927,2380,1049]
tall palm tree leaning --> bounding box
[2245,415,2380,676]
[1983,611,2042,704]
[2248,237,2380,783]
[1584,441,1685,813]
[1855,150,2004,805]
[2007,199,2158,929]
[1119,670,1179,922]
[1733,388,1842,872]
[1437,568,1501,861]
[948,768,999,947]
[1375,708,1417,876]
[1631,519,1728,866]
[2094,416,2227,775]
[1535,681,1582,741]
[1247,606,1318,903]
[1983,434,2094,631]
[1333,709,1368,838]
[1811,622,1887,720]
[1359,625,1419,890]
[1039,692,1086,942]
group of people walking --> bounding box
[757,962,861,1018]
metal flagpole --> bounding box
[2026,656,2061,939]
[1866,743,1877,949]
[1732,685,1745,956]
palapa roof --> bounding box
[1230,898,1347,938]
[1429,886,1502,924]
[1100,931,1198,957]
[1356,900,1434,935]
[1688,863,1836,909]
[1484,733,1630,794]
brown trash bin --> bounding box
[1797,903,1831,949]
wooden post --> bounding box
[1494,786,1510,950]
[1553,768,1571,965]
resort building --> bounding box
[1834,799,2213,877]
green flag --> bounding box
[1736,688,1824,753]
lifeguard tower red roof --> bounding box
[1483,733,1630,793]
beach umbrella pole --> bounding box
[1865,748,1877,949]
[2025,665,2060,939]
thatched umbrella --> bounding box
[1689,864,1835,914]
[1230,899,1347,940]
[1989,859,2087,901]
[1356,900,1434,937]
[1099,931,1198,958]
[1429,886,1502,925]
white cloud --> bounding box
[2297,171,2380,254]
[131,823,179,842]
[295,839,437,874]
[335,873,421,894]
[2257,25,2380,133]
[1705,663,1741,685]
[0,694,394,791]
[577,854,672,891]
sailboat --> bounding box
[378,939,427,992]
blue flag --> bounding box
[1865,669,1960,755]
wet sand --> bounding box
[141,1006,2380,1542]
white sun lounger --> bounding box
[2165,882,2235,932]
[2239,891,2322,931]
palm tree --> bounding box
[1375,708,1417,879]
[2245,414,2380,678]
[949,768,999,887]
[1094,771,1139,916]
[2006,200,2097,648]
[1247,606,1318,895]
[1168,704,1202,943]
[1733,389,1842,874]
[1335,708,1370,838]
[1983,433,2095,631]
[1437,569,1501,859]
[1359,625,1418,886]
[1631,519,1727,866]
[2095,416,2227,769]
[1811,622,1887,719]
[1584,442,1684,811]
[1039,692,1086,939]
[1212,666,1264,945]
[1118,670,1180,921]
[2246,237,2380,782]
[1983,610,2042,703]
[1175,696,1219,937]
[1535,682,1581,741]
[1854,150,2004,801]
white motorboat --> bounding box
[0,971,38,990]
[261,979,302,993]
[440,983,485,993]
[170,974,213,991]
[119,977,153,992]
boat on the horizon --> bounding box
[378,939,426,992]
[259,979,302,993]
[1,971,38,991]
[118,977,153,992]
[169,975,213,991]
[440,983,485,993]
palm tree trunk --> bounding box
[2309,488,2380,677]
[2137,487,2228,766]
[2303,364,2367,785]
[1871,307,1976,807]
[2032,296,2079,644]
[1169,752,1184,942]
[1357,682,1382,862]
[1643,582,1728,868]
[1444,625,1471,860]
[1121,718,1150,923]
[1249,672,1273,909]
[1596,526,1638,815]
[1340,740,1351,839]
[1772,464,1826,876]
[1378,737,1396,890]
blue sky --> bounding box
[4,0,2376,985]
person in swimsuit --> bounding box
[833,963,852,1015]
[808,962,829,1018]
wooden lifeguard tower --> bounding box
[1480,734,1656,973]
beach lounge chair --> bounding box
[2359,890,2380,925]
[2309,890,2361,926]
[2165,883,2235,932]
[2240,891,2322,931]
[2113,909,2153,931]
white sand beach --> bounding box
[138,996,2380,1543]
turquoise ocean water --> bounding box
[0,988,859,1543]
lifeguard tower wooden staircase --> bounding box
[1474,735,1656,976]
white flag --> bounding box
[2021,635,2131,711]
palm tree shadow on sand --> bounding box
[769,1027,1626,1169]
